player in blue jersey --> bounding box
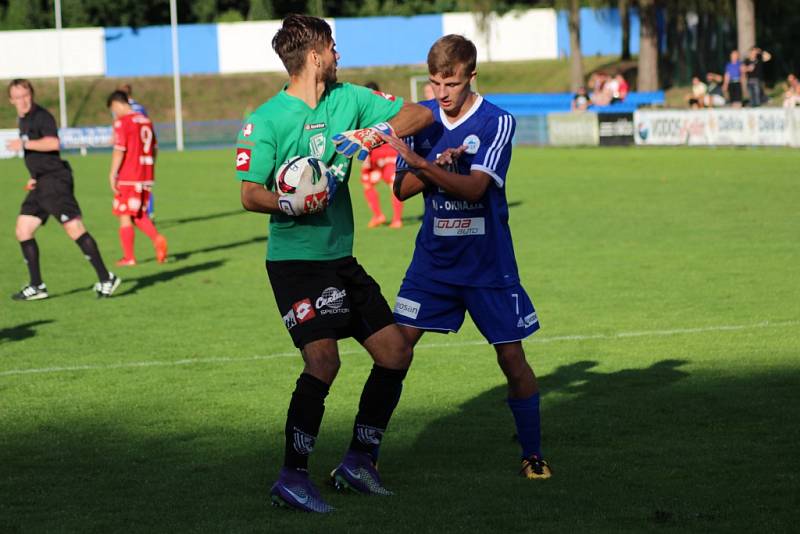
[380,35,552,479]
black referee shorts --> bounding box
[19,167,82,225]
[266,256,396,349]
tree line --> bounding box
[0,1,796,88]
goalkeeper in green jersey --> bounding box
[234,14,433,513]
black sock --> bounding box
[75,233,110,282]
[349,365,408,457]
[20,239,43,286]
[284,373,330,470]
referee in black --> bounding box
[6,79,120,300]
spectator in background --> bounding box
[686,76,707,109]
[610,72,629,104]
[743,47,772,107]
[704,72,727,107]
[589,71,611,106]
[723,50,744,108]
[572,86,590,112]
[783,74,800,108]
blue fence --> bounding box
[485,92,665,116]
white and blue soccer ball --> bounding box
[275,156,329,215]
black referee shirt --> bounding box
[18,104,67,179]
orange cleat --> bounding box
[154,235,168,263]
[389,220,403,229]
[367,214,386,228]
[115,258,137,267]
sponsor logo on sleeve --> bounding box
[236,148,251,170]
[394,297,421,319]
[242,123,254,137]
[372,90,396,101]
[293,298,316,323]
[315,287,348,315]
[432,217,486,236]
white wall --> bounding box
[0,28,105,79]
[217,19,337,74]
[442,9,558,63]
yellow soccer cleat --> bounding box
[520,454,552,480]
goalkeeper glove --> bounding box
[325,170,339,206]
[332,122,394,161]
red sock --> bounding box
[134,214,159,241]
[363,186,383,218]
[390,193,403,223]
[119,226,135,260]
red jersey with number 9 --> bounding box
[113,112,157,185]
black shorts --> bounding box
[19,168,82,225]
[729,82,742,103]
[266,256,396,349]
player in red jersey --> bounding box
[361,82,403,228]
[106,90,167,265]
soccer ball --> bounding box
[275,156,330,215]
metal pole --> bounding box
[170,0,184,151]
[55,0,67,128]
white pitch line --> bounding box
[0,320,796,378]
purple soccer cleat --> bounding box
[270,467,334,513]
[330,450,393,496]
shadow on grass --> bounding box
[118,260,227,296]
[0,320,54,344]
[134,235,265,264]
[2,361,797,531]
[394,360,798,530]
[156,209,245,230]
[170,236,265,262]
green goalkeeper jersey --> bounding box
[235,82,403,261]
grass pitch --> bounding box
[1,147,798,532]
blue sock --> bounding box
[507,392,541,459]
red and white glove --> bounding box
[332,122,394,161]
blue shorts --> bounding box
[393,275,540,345]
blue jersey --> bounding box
[397,96,520,288]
